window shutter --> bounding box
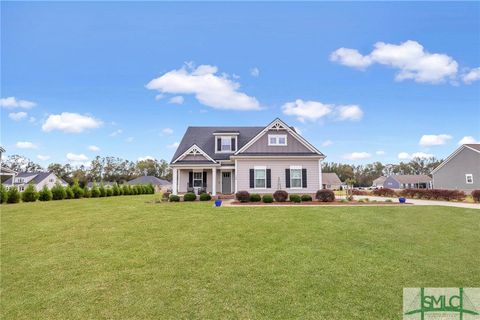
[302,168,307,188]
[231,138,236,151]
[249,169,254,188]
[217,138,221,151]
[203,171,207,187]
[285,169,290,188]
[189,171,193,187]
[266,169,271,188]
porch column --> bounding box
[212,168,217,196]
[172,168,178,195]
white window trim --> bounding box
[254,166,267,189]
[465,174,473,184]
[289,165,303,189]
[193,170,203,188]
[215,136,237,153]
[268,134,287,146]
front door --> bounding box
[222,172,231,194]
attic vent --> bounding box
[271,122,286,131]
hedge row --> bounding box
[234,190,335,203]
[0,182,155,204]
[169,192,212,202]
[399,188,466,201]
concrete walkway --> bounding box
[353,195,480,209]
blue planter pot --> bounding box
[215,200,222,207]
[399,197,406,204]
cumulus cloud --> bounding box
[167,142,180,149]
[169,96,184,104]
[462,67,480,84]
[398,152,434,160]
[419,134,452,147]
[146,64,260,110]
[37,155,51,161]
[343,152,372,160]
[9,112,28,121]
[88,145,100,152]
[138,156,155,161]
[282,99,363,122]
[250,67,260,77]
[161,128,174,135]
[0,97,36,109]
[16,141,38,149]
[66,153,88,162]
[322,140,333,147]
[376,150,386,155]
[42,112,102,133]
[458,136,479,145]
[331,40,458,83]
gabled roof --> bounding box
[322,172,342,185]
[431,144,480,174]
[127,176,171,186]
[3,172,64,185]
[373,176,387,184]
[388,174,432,184]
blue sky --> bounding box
[1,1,479,166]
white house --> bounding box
[3,172,68,192]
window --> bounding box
[216,136,236,152]
[290,166,302,188]
[19,186,25,192]
[254,167,266,188]
[193,172,203,187]
[466,174,473,184]
[268,134,287,146]
[221,137,231,151]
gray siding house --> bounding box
[127,176,171,192]
[431,144,480,192]
[170,118,325,195]
[383,175,432,189]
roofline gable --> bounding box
[171,144,216,164]
[431,144,480,174]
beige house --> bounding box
[321,172,343,190]
[170,118,325,195]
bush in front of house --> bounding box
[91,184,100,198]
[316,189,335,202]
[351,189,368,195]
[112,183,120,196]
[51,183,67,200]
[7,187,21,204]
[99,185,106,197]
[249,193,261,202]
[38,185,53,201]
[0,184,8,204]
[184,192,196,201]
[21,184,39,202]
[235,190,250,203]
[72,181,84,199]
[262,194,274,203]
[169,194,180,202]
[301,194,312,202]
[472,190,480,203]
[273,190,288,202]
[65,186,74,199]
[147,183,155,194]
[200,193,212,201]
[372,188,396,197]
[400,189,465,201]
[83,186,91,198]
[289,194,301,203]
[106,188,113,197]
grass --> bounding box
[1,195,479,319]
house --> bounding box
[170,118,325,195]
[383,174,432,189]
[372,176,386,188]
[127,176,171,192]
[322,172,343,190]
[431,144,480,192]
[86,181,116,188]
[3,172,68,192]
[0,146,16,184]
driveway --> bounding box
[353,196,480,209]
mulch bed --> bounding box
[230,201,411,206]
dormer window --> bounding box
[268,134,287,146]
[215,136,237,153]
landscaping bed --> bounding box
[231,200,410,206]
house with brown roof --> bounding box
[321,172,343,190]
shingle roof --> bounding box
[389,174,432,184]
[127,176,171,186]
[3,172,60,185]
[322,172,342,185]
[465,144,480,152]
[373,176,387,184]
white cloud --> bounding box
[462,67,480,84]
[336,105,363,121]
[376,150,386,155]
[0,97,36,109]
[138,156,155,161]
[9,111,28,121]
[16,141,38,149]
[88,145,100,152]
[125,137,134,143]
[109,129,123,137]
[419,134,452,147]
[331,40,458,83]
[398,152,434,160]
[146,64,260,110]
[155,94,165,101]
[37,155,51,161]
[161,128,174,135]
[322,140,333,147]
[66,153,88,162]
[250,67,260,77]
[343,152,372,160]
[42,112,102,133]
[167,142,180,149]
[398,152,411,160]
[28,116,36,123]
[282,99,363,123]
[458,136,479,145]
[169,96,184,104]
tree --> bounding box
[4,155,43,173]
[0,184,8,204]
[71,180,84,199]
[51,183,67,200]
[7,187,21,204]
[38,185,53,201]
[22,184,39,202]
[83,186,91,198]
[65,186,74,199]
[91,183,100,198]
[99,185,106,197]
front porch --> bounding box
[171,166,236,196]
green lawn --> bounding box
[1,196,479,319]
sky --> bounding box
[1,1,479,167]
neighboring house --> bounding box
[0,146,16,184]
[322,172,343,190]
[372,176,386,188]
[86,181,115,188]
[127,176,171,192]
[3,172,68,192]
[383,175,432,189]
[170,118,325,195]
[431,144,480,192]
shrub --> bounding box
[112,183,120,196]
[273,190,288,202]
[131,186,138,195]
[352,189,368,195]
[340,199,348,203]
[249,193,261,202]
[65,186,74,199]
[385,199,393,202]
[83,186,91,198]
[38,185,53,201]
[372,188,396,197]
[106,188,113,197]
[400,188,465,201]
[91,184,100,198]
[301,194,312,202]
[289,194,301,203]
[51,183,67,200]
[169,194,180,202]
[262,194,274,203]
[148,183,155,194]
[72,181,84,199]
[184,192,196,201]
[316,189,335,202]
[235,190,250,203]
[358,199,365,203]
[162,192,171,201]
[7,187,21,204]
[472,190,480,203]
[199,193,212,201]
[21,184,39,202]
[117,185,124,195]
[99,185,106,197]
[0,184,8,204]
